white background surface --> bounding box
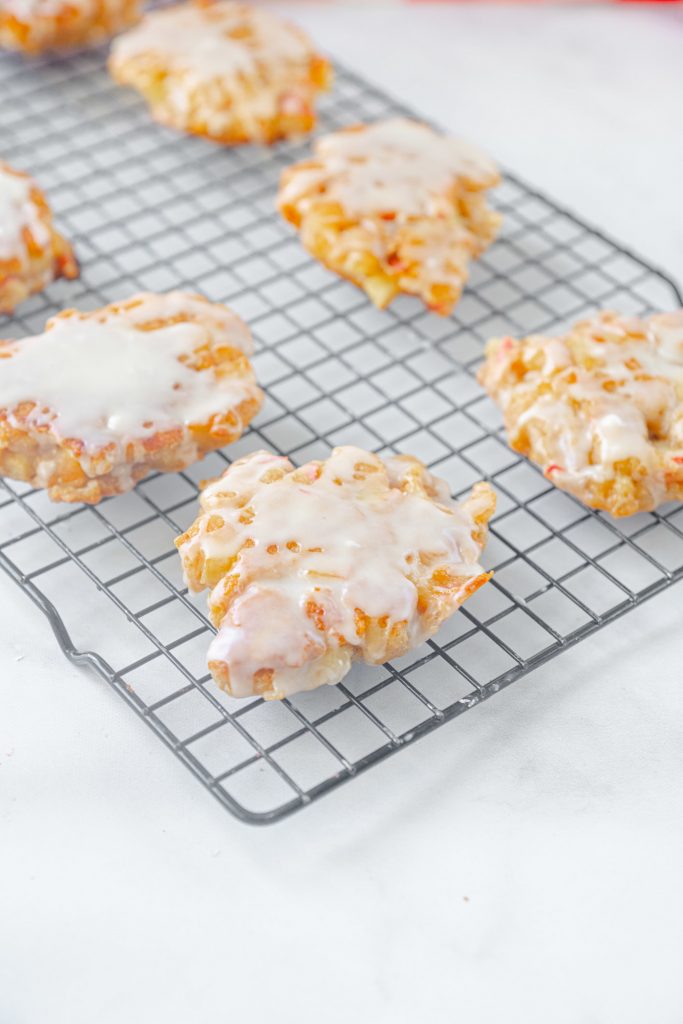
[2,6,683,1022]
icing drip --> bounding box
[178,447,494,698]
[0,292,259,454]
[0,165,50,261]
[521,312,683,472]
[278,118,499,219]
[481,310,683,513]
[111,2,313,85]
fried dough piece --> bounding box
[0,292,263,503]
[176,446,496,699]
[0,0,141,55]
[0,162,78,315]
[478,310,683,516]
[109,0,331,144]
[278,118,501,315]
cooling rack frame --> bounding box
[1,49,682,824]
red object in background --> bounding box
[408,0,682,4]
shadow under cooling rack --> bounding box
[0,52,682,823]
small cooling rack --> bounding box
[1,48,682,824]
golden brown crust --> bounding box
[478,310,683,516]
[0,162,78,315]
[0,392,262,504]
[0,292,263,504]
[176,447,496,699]
[278,120,501,315]
[109,0,332,145]
[0,0,141,54]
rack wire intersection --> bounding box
[1,47,682,823]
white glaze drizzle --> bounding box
[487,311,683,499]
[0,292,259,453]
[278,118,499,219]
[111,1,312,85]
[0,165,50,262]
[179,447,492,698]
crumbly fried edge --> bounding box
[0,0,140,54]
[0,168,78,315]
[176,450,496,699]
[478,315,683,517]
[0,295,263,504]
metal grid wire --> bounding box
[1,45,682,825]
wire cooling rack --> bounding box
[1,46,682,825]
